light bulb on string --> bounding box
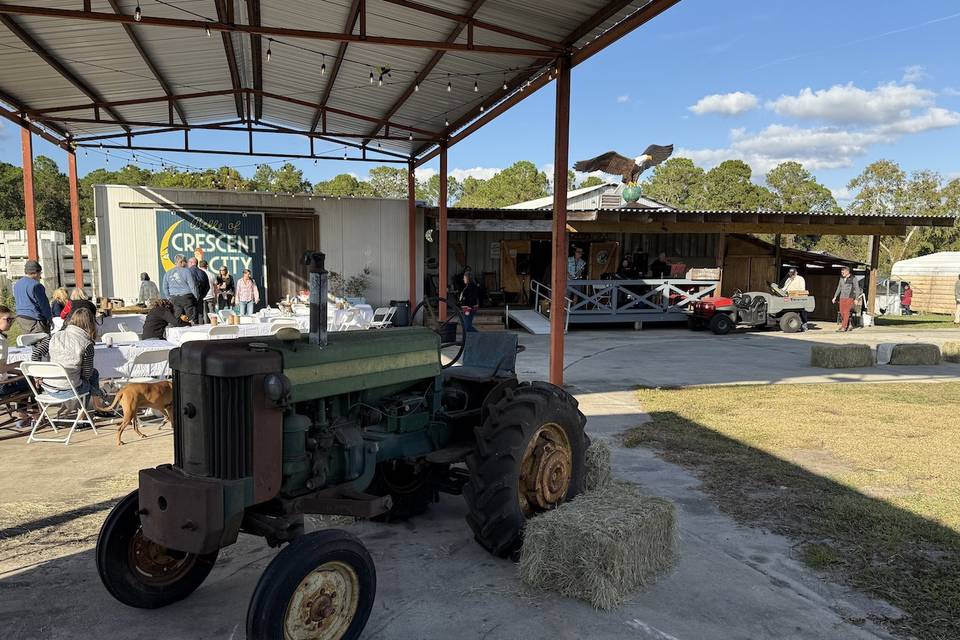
[266,40,272,62]
[414,82,419,92]
[378,74,383,87]
[343,151,348,160]
[474,78,478,92]
[205,25,211,37]
[503,74,508,91]
[369,70,374,84]
[447,76,452,92]
[133,3,142,21]
[321,55,326,75]
[480,104,484,112]
[444,115,449,127]
[408,132,413,141]
[314,158,317,165]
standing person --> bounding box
[954,274,960,325]
[459,272,480,333]
[161,254,199,322]
[30,308,107,409]
[901,283,913,315]
[138,272,160,305]
[567,246,586,280]
[187,257,210,323]
[236,269,260,315]
[49,288,70,319]
[782,267,810,330]
[141,298,191,340]
[199,260,218,321]
[11,260,52,344]
[215,266,235,311]
[831,266,862,332]
[649,252,671,279]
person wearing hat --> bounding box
[782,267,809,330]
[138,272,160,305]
[9,259,52,345]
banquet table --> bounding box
[163,305,375,344]
[7,339,175,380]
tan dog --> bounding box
[103,381,174,446]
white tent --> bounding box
[891,252,960,314]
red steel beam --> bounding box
[549,54,571,386]
[381,0,564,49]
[106,0,188,125]
[21,128,38,261]
[214,0,246,118]
[68,150,84,289]
[25,89,239,115]
[77,143,409,164]
[407,163,417,309]
[363,0,486,145]
[0,5,556,56]
[0,101,67,147]
[310,0,363,132]
[438,143,448,321]
[246,0,264,120]
[0,14,131,133]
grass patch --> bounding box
[625,383,960,640]
[875,313,957,329]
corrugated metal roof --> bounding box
[0,0,660,159]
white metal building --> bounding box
[891,252,960,314]
[93,185,423,308]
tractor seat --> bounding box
[444,331,519,382]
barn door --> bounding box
[265,214,319,303]
[500,239,531,295]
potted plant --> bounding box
[344,267,372,305]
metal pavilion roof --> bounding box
[0,0,677,163]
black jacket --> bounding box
[141,306,189,340]
[189,265,210,301]
[460,282,480,308]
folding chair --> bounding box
[16,332,47,347]
[0,342,35,439]
[368,306,397,329]
[208,324,240,339]
[122,348,172,384]
[117,322,130,333]
[101,331,140,345]
[20,361,97,445]
[339,308,369,331]
[270,319,300,334]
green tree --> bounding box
[33,156,71,237]
[314,174,370,197]
[694,159,772,210]
[639,157,705,209]
[577,175,606,189]
[765,161,839,214]
[367,166,407,199]
[455,161,549,207]
[846,159,906,216]
[0,162,25,230]
[415,174,463,206]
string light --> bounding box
[266,39,272,62]
[378,74,383,87]
[133,3,142,21]
[204,25,211,37]
[321,54,326,75]
[503,73,508,91]
[447,75,452,92]
[444,114,449,127]
[343,151,347,160]
[408,132,413,141]
[414,82,419,92]
[369,69,374,84]
[480,104,484,112]
[313,158,317,165]
[474,78,478,92]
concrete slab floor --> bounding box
[4,325,954,639]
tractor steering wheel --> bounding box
[411,297,466,369]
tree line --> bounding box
[0,155,956,275]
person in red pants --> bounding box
[832,266,862,332]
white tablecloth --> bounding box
[163,305,375,344]
[100,314,147,335]
[7,339,174,380]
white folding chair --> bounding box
[340,308,369,331]
[368,306,397,329]
[270,320,300,334]
[122,348,172,384]
[16,332,47,347]
[208,325,240,339]
[20,361,97,445]
[101,331,140,345]
[118,322,130,333]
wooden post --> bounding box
[68,150,84,290]
[550,54,571,386]
[407,162,417,309]
[21,127,38,261]
[773,233,782,283]
[867,235,880,315]
[438,142,448,321]
[715,232,726,295]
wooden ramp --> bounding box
[507,309,552,335]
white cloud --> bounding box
[943,87,960,97]
[902,65,927,82]
[449,166,500,181]
[829,185,854,204]
[415,167,437,181]
[768,82,933,124]
[616,95,630,104]
[689,91,758,116]
[875,106,960,134]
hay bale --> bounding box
[519,482,676,610]
[943,341,960,364]
[810,344,874,369]
[889,343,941,366]
[584,440,612,491]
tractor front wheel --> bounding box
[96,490,218,609]
[246,529,376,640]
[464,382,587,558]
[709,313,734,335]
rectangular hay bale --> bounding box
[584,440,612,491]
[810,344,874,369]
[519,482,676,610]
[943,341,960,364]
[889,343,941,366]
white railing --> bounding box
[565,278,718,317]
[527,280,572,332]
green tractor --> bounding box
[96,252,588,640]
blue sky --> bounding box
[2,0,959,205]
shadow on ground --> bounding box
[626,411,960,640]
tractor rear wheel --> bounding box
[246,529,375,640]
[463,382,587,558]
[96,490,218,609]
[709,313,733,335]
[779,312,802,333]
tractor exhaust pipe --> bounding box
[303,251,328,347]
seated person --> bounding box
[62,288,98,321]
[30,308,107,408]
[0,305,29,397]
[649,252,671,279]
[50,288,70,319]
[141,298,191,340]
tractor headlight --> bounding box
[263,373,291,404]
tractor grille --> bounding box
[173,372,254,480]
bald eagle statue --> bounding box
[573,144,674,184]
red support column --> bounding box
[68,150,84,289]
[438,142,448,321]
[550,55,572,386]
[407,162,417,309]
[21,127,38,261]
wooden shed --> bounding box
[891,252,960,314]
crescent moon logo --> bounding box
[159,220,182,272]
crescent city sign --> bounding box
[156,210,265,287]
